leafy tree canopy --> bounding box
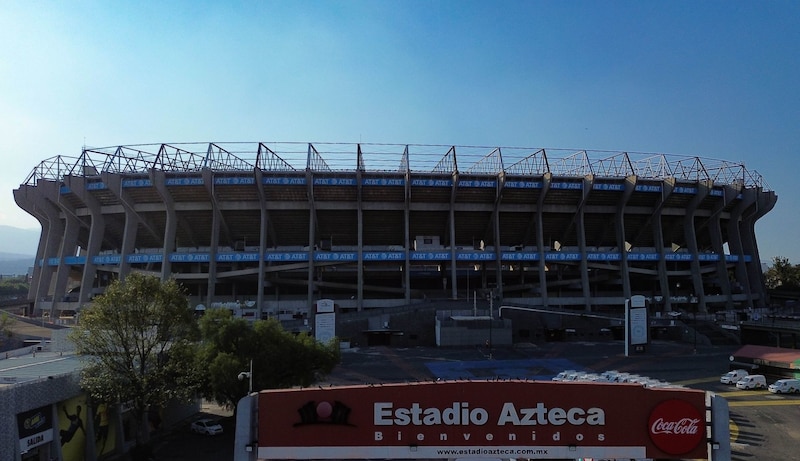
[197,308,340,410]
[0,312,13,347]
[0,276,28,297]
[764,256,800,290]
[69,273,201,444]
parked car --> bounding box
[614,373,642,383]
[190,418,224,436]
[736,374,767,390]
[768,379,800,394]
[551,370,577,381]
[598,370,621,382]
[720,369,749,385]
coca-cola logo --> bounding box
[648,399,704,455]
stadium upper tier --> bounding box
[21,142,769,189]
[15,142,776,318]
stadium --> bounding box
[13,142,776,342]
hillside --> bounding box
[0,225,39,275]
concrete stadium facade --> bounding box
[13,142,776,322]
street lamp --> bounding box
[691,293,697,354]
[238,359,253,394]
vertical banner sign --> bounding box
[629,295,648,346]
[315,299,336,343]
[18,405,54,453]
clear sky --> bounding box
[1,1,798,262]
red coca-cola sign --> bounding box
[648,399,704,455]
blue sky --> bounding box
[1,1,798,262]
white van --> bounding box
[599,370,621,382]
[720,369,749,385]
[768,379,800,394]
[551,370,577,381]
[736,374,767,390]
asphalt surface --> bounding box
[147,340,799,461]
[9,315,794,461]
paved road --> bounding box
[146,340,799,461]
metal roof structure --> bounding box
[21,142,769,190]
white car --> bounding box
[720,369,749,385]
[191,418,224,435]
[769,379,800,394]
[551,370,577,381]
[736,374,767,390]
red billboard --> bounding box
[257,380,708,460]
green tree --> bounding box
[197,308,340,410]
[69,273,200,451]
[764,256,800,290]
[0,312,13,348]
[0,276,29,297]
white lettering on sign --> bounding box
[496,403,605,426]
[374,402,605,427]
[374,402,489,426]
[650,417,700,435]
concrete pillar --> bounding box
[536,173,551,307]
[684,180,710,313]
[151,169,176,280]
[65,175,105,304]
[656,179,675,311]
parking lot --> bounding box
[151,340,798,461]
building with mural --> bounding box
[0,330,196,461]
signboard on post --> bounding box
[625,295,648,356]
[315,299,336,343]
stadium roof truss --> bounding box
[21,142,770,191]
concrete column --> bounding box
[404,169,411,303]
[100,172,142,282]
[684,181,710,313]
[743,189,777,308]
[42,181,82,311]
[356,169,364,311]
[727,188,756,307]
[14,181,64,311]
[306,170,316,306]
[536,173,551,307]
[616,176,636,302]
[656,179,675,311]
[709,187,735,310]
[65,175,105,304]
[493,193,503,301]
[578,176,592,311]
[449,172,458,300]
[150,170,176,280]
[254,169,268,316]
[13,185,48,308]
[203,170,220,303]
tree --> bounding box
[0,275,29,297]
[0,312,13,348]
[196,308,340,410]
[764,256,800,290]
[69,273,200,452]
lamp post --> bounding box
[692,293,697,354]
[487,290,494,360]
[238,359,253,394]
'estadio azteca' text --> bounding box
[374,402,606,426]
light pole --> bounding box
[692,293,697,354]
[487,290,494,360]
[238,359,253,394]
